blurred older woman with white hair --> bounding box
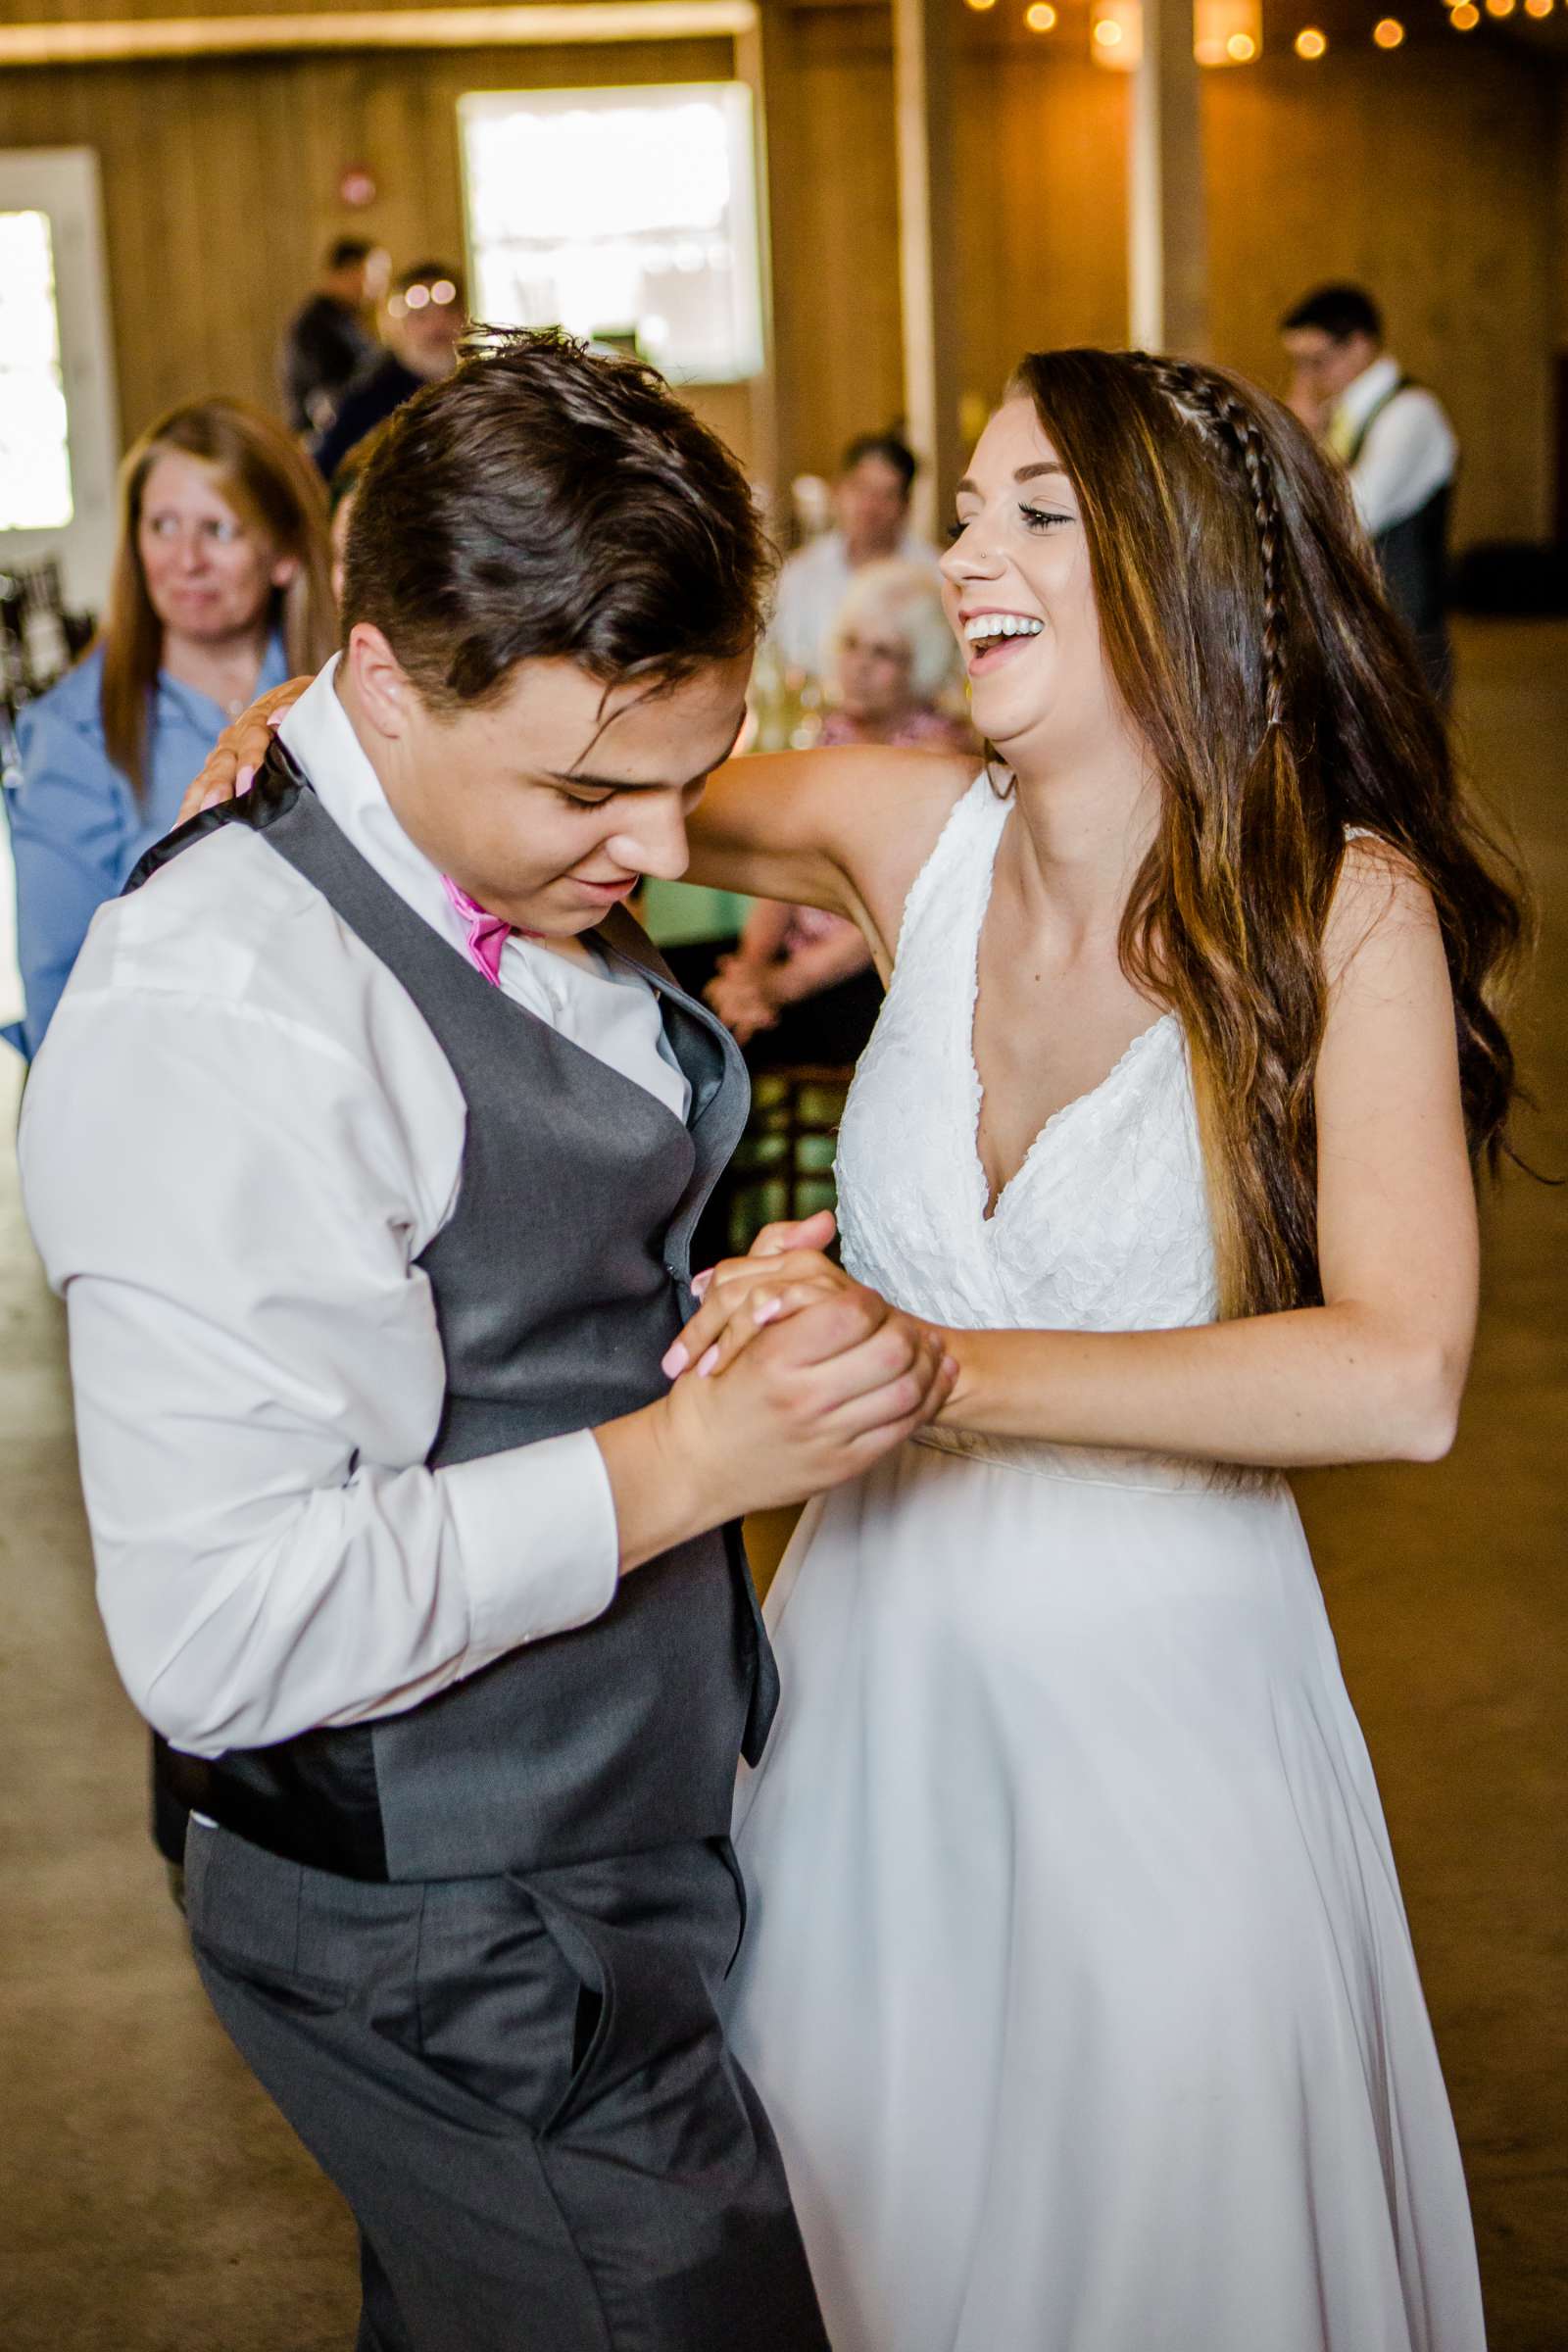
[708,560,970,1065]
[817,556,970,752]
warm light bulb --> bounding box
[1523,0,1552,15]
[1449,2,1480,22]
[965,0,998,13]
[1483,0,1515,14]
[1294,24,1328,52]
[1372,14,1404,39]
[1194,0,1263,65]
[1091,0,1143,70]
[1024,1,1057,25]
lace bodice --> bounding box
[836,773,1220,1489]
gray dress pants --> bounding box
[185,1821,829,2351]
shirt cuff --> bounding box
[441,1428,620,1665]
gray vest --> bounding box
[1347,375,1452,641]
[139,744,776,1883]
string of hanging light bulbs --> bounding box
[961,0,1557,54]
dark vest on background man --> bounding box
[1347,374,1453,696]
[133,741,776,1885]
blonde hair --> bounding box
[828,557,960,707]
[99,399,335,803]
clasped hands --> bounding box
[664,1208,957,1432]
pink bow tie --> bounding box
[442,875,526,988]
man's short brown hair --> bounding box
[340,328,772,708]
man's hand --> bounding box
[664,1215,855,1382]
[662,1209,956,1410]
[653,1292,955,1532]
[175,677,312,826]
[594,1250,956,1571]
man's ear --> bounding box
[345,621,416,742]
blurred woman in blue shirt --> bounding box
[8,398,335,1056]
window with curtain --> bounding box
[460,83,763,384]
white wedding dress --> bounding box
[723,775,1487,2352]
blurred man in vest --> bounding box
[1282,283,1458,700]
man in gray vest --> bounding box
[21,331,955,2349]
[1282,283,1459,701]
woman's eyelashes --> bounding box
[946,505,1074,541]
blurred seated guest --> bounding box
[709,560,969,1070]
[313,261,466,480]
[769,432,938,681]
[279,236,388,436]
[8,400,334,1057]
[705,898,879,1073]
[1281,283,1457,698]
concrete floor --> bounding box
[2,618,1563,2350]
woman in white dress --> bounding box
[192,345,1520,2352]
[665,350,1524,2350]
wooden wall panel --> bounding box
[0,7,1562,545]
[1202,49,1559,545]
[0,35,747,459]
[1554,79,1568,349]
[761,19,1131,491]
[760,1,904,490]
[953,51,1128,419]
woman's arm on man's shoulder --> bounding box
[686,745,976,975]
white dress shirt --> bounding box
[768,528,941,677]
[21,661,689,1757]
[1333,354,1458,539]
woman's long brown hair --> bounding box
[1009,348,1526,1322]
[99,400,335,804]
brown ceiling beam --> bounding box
[0,0,756,67]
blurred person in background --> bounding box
[768,431,938,682]
[708,558,969,1069]
[313,261,467,480]
[279,236,388,436]
[6,400,334,1059]
[1282,283,1458,698]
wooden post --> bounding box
[893,0,963,537]
[1127,0,1208,358]
[734,10,781,523]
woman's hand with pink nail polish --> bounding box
[174,676,311,828]
[668,1222,853,1382]
[615,1284,957,1540]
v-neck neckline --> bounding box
[966,797,1174,1226]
